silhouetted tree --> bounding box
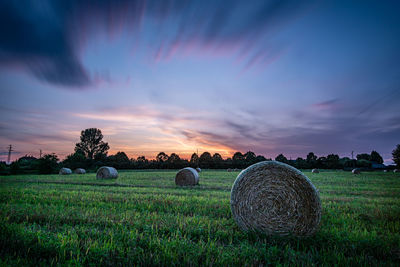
[275,154,288,163]
[244,151,256,164]
[233,152,245,168]
[370,151,383,164]
[190,153,199,167]
[392,144,400,167]
[326,154,340,169]
[199,152,212,168]
[168,153,182,169]
[306,152,317,168]
[212,153,223,168]
[156,152,169,163]
[63,151,87,170]
[255,155,268,163]
[356,153,371,161]
[38,153,59,174]
[75,128,109,159]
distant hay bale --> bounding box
[352,168,361,174]
[74,168,86,174]
[234,168,240,172]
[96,166,118,179]
[59,168,72,175]
[383,170,388,173]
[394,169,399,173]
[230,161,321,236]
[175,167,199,186]
[227,168,233,172]
[196,167,202,173]
[311,169,319,173]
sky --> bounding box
[1,0,400,164]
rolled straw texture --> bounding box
[175,167,199,186]
[230,161,321,236]
[96,166,118,179]
[74,168,86,174]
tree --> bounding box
[168,153,182,168]
[356,153,371,161]
[75,128,109,159]
[38,153,59,174]
[393,144,400,167]
[275,154,288,163]
[156,152,169,163]
[212,153,223,168]
[306,152,317,168]
[244,151,256,164]
[63,151,87,170]
[370,150,383,164]
[190,153,199,166]
[232,152,245,168]
[326,154,340,169]
[199,152,212,168]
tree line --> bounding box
[1,128,399,175]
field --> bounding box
[1,170,400,266]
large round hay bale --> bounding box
[227,168,233,172]
[383,170,388,173]
[230,161,321,236]
[74,168,86,174]
[175,167,199,186]
[59,167,72,175]
[311,169,319,173]
[352,168,361,174]
[96,166,118,179]
[196,167,202,173]
[394,169,399,173]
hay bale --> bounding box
[196,167,202,173]
[59,167,72,175]
[394,169,399,173]
[74,168,86,174]
[352,168,361,174]
[175,167,199,186]
[230,161,321,236]
[234,168,240,172]
[383,170,388,173]
[227,168,233,172]
[311,169,319,173]
[96,166,118,179]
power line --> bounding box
[7,144,13,164]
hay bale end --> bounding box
[311,169,319,173]
[96,166,118,179]
[74,168,86,174]
[352,168,361,174]
[230,161,321,236]
[175,167,199,186]
[196,167,202,173]
[59,167,72,175]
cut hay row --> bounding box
[230,161,321,236]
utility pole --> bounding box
[7,144,13,164]
[351,151,354,160]
[39,149,42,158]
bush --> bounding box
[38,154,59,174]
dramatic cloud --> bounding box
[1,1,399,164]
[0,0,308,88]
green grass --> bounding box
[1,170,400,266]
